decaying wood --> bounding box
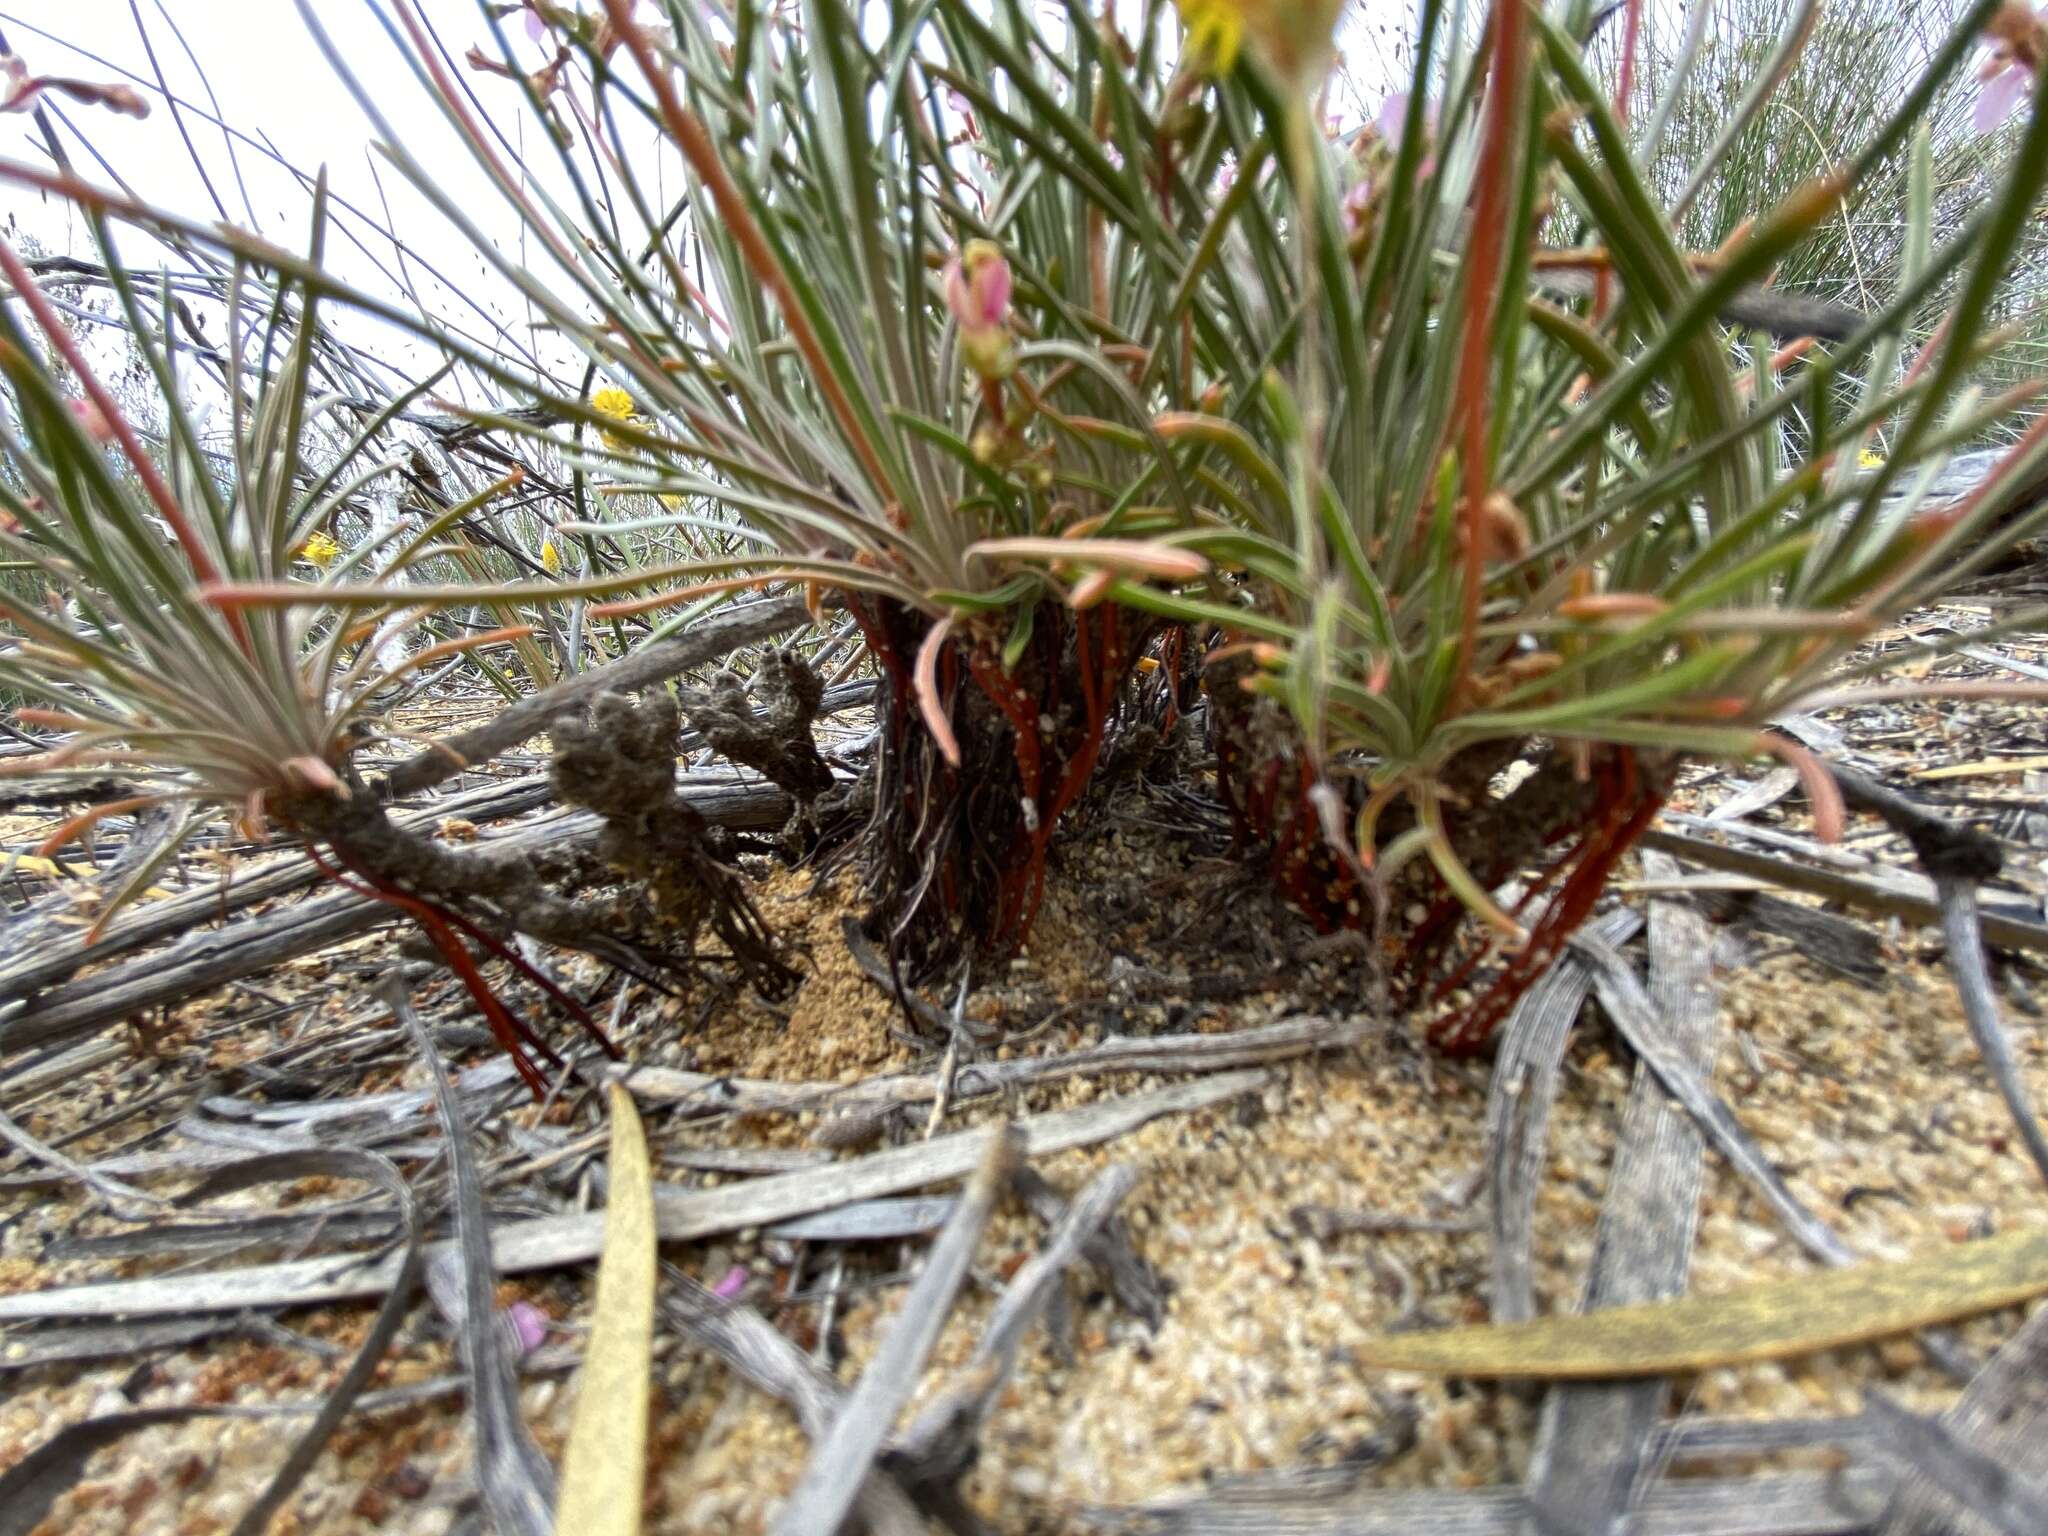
[378,595,814,798]
[0,1069,1269,1322]
[890,1163,1141,1491]
[1935,879,2048,1188]
[1878,1262,2048,1534]
[1641,827,2048,955]
[1864,1391,2048,1536]
[1073,1465,1893,1534]
[0,781,792,1061]
[1485,907,1642,1323]
[1526,875,1722,1536]
[4,675,864,1008]
[664,1274,925,1536]
[1011,1163,1165,1330]
[615,1012,1373,1118]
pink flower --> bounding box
[1974,3,2046,134]
[503,1300,549,1357]
[710,1264,749,1301]
[943,240,1016,380]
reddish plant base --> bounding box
[306,843,620,1097]
[841,597,1142,971]
[1209,651,1371,934]
[1208,651,1671,1055]
[1423,748,1669,1054]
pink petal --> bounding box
[504,1301,549,1356]
[974,256,1012,328]
[711,1264,749,1301]
[942,258,970,326]
[1376,91,1410,146]
[1975,64,2030,134]
[524,5,547,42]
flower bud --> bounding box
[944,240,1016,380]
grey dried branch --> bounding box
[772,1127,1019,1536]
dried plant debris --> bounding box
[550,687,792,994]
[8,717,2048,1534]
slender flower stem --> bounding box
[1449,0,1530,701]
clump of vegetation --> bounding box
[2,0,2045,1072]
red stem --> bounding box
[1448,0,1529,699]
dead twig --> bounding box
[0,1071,1271,1323]
[1526,881,1721,1536]
[1485,908,1642,1323]
[391,980,555,1536]
[890,1162,1140,1495]
[378,595,814,798]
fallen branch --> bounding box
[0,1069,1269,1322]
[378,595,814,799]
[772,1129,1018,1536]
[1640,828,2048,954]
[0,781,791,1061]
[614,1012,1372,1118]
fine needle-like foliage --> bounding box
[0,188,521,936]
[1135,0,2048,1044]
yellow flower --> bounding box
[540,537,562,575]
[298,530,341,567]
[1858,446,1886,470]
[1176,0,1343,89]
[1175,0,1244,75]
[591,385,638,451]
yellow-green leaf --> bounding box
[555,1083,657,1535]
[1357,1228,2048,1380]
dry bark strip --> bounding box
[615,1012,1374,1118]
[1484,907,1643,1324]
[889,1163,1141,1494]
[664,1275,926,1536]
[0,781,791,1060]
[1641,827,2048,954]
[1074,1465,1893,1534]
[1935,879,2048,1187]
[1863,1393,2048,1536]
[0,1069,1269,1323]
[1879,1301,2048,1535]
[1525,876,1721,1536]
